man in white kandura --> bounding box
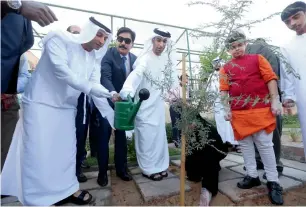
[208,57,239,148]
[279,1,306,158]
[120,28,179,181]
[1,17,114,206]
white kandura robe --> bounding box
[280,33,306,158]
[1,36,113,206]
[207,71,238,145]
[120,51,170,175]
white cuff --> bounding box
[110,91,117,96]
[82,82,93,95]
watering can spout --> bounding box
[127,88,150,123]
[114,88,150,130]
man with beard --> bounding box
[280,1,306,159]
[1,17,114,206]
[97,27,137,186]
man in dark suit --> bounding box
[97,27,137,186]
[245,38,283,178]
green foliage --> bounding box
[166,123,173,143]
[283,114,300,128]
[108,40,117,48]
[127,139,137,162]
[199,47,230,77]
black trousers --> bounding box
[169,105,181,142]
[75,93,90,176]
[95,102,128,176]
[185,116,228,197]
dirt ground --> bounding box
[110,165,306,206]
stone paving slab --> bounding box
[138,177,191,202]
[218,178,268,203]
[171,159,181,167]
[225,153,245,164]
[83,171,99,179]
[129,166,143,175]
[220,159,240,168]
[129,166,190,202]
[80,171,111,190]
[218,168,243,182]
[282,167,306,182]
[66,170,112,206]
[281,159,306,171]
[1,201,22,206]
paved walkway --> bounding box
[1,171,112,206]
[128,166,191,202]
[2,153,305,205]
[171,153,306,203]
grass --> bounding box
[85,145,181,167]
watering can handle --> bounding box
[127,95,132,103]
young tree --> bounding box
[143,0,294,155]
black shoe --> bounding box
[1,195,9,198]
[267,182,283,205]
[263,171,283,180]
[237,175,261,189]
[77,172,88,183]
[97,174,108,187]
[173,140,181,148]
[117,172,132,181]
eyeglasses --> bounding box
[117,36,132,44]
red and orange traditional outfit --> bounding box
[220,54,280,183]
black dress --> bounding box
[185,115,229,197]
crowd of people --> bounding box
[1,0,305,206]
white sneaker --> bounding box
[199,188,212,206]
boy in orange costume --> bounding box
[219,31,283,205]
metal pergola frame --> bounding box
[32,3,209,89]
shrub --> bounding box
[166,123,173,143]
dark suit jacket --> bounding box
[101,47,137,93]
[245,40,282,101]
[1,13,34,93]
[245,41,280,77]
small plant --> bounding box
[289,129,301,142]
[166,123,173,143]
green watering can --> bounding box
[114,88,150,130]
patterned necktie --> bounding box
[122,56,127,77]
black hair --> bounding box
[281,1,306,21]
[179,74,189,81]
[117,27,136,42]
[225,30,246,49]
[67,26,72,32]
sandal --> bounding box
[142,173,163,181]
[70,190,93,205]
[160,171,168,177]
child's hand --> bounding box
[282,99,295,108]
[271,98,282,116]
[224,111,232,121]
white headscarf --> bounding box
[134,28,179,89]
[40,17,113,61]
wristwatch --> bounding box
[6,0,22,14]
